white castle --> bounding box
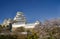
[3,12,40,31]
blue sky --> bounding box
[0,0,60,23]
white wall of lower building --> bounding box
[12,23,36,31]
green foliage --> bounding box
[0,35,17,39]
[0,25,3,33]
[26,30,38,39]
[15,26,25,32]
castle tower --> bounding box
[12,12,26,31]
[13,12,26,24]
[35,20,41,25]
[3,18,13,26]
[3,19,8,26]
